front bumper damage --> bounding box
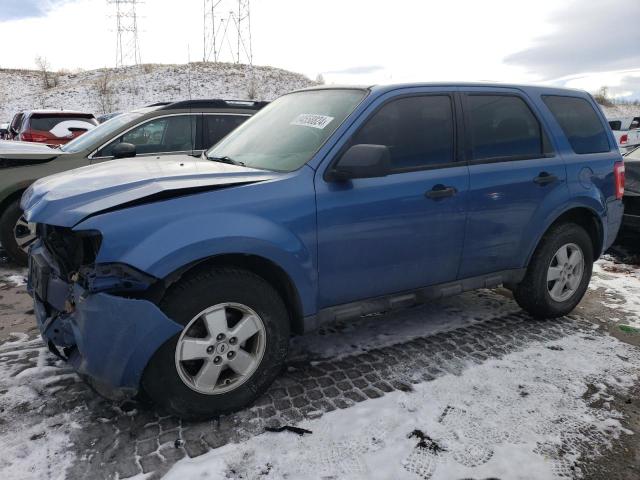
[28,240,183,400]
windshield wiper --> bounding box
[207,155,245,166]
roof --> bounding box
[154,99,269,111]
[290,82,589,97]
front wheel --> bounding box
[513,223,593,318]
[142,267,290,420]
[0,199,36,266]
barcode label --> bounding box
[290,114,334,130]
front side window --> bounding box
[350,95,454,170]
[97,115,196,157]
[542,95,610,154]
[467,95,545,161]
[202,115,248,149]
[206,89,367,172]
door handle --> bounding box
[425,185,457,199]
[533,172,558,185]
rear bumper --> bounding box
[28,241,182,399]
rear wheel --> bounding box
[0,199,35,266]
[142,267,290,420]
[513,223,593,318]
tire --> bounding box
[0,198,34,266]
[142,267,290,420]
[514,222,593,319]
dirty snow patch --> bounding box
[591,256,640,328]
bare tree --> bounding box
[593,86,614,107]
[315,73,325,85]
[94,71,118,114]
[246,71,260,100]
[35,55,54,89]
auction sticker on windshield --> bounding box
[291,114,334,129]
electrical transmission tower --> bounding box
[203,0,253,64]
[107,0,142,67]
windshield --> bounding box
[205,89,367,171]
[60,111,144,153]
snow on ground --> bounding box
[0,336,78,480]
[591,255,640,329]
[162,258,640,480]
[165,330,639,480]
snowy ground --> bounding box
[0,243,639,480]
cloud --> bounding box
[324,65,385,75]
[504,0,640,81]
[0,0,68,22]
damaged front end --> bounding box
[28,225,183,400]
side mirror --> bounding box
[329,144,391,181]
[112,142,137,159]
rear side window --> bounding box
[542,96,610,154]
[351,95,454,170]
[466,95,545,161]
[609,120,622,131]
[203,115,248,149]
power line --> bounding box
[107,0,142,67]
[203,0,252,64]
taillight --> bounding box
[620,134,628,145]
[20,131,49,143]
[614,161,625,200]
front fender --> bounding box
[79,210,318,316]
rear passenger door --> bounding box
[458,89,568,279]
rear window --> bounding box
[29,114,97,132]
[542,96,610,154]
[467,94,546,161]
[609,120,622,131]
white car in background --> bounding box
[608,116,640,152]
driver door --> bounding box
[314,91,469,308]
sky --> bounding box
[1,0,639,99]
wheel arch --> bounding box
[527,206,604,266]
[163,253,306,335]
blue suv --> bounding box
[23,84,625,418]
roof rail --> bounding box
[158,99,269,111]
[146,102,172,107]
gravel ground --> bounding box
[0,237,639,479]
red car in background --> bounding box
[9,110,98,146]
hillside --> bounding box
[0,62,316,120]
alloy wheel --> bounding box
[547,242,585,302]
[14,215,37,253]
[174,302,266,395]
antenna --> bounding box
[203,0,252,64]
[107,0,143,67]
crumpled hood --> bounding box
[22,155,281,227]
[625,159,640,196]
[0,140,62,164]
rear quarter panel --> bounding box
[523,89,623,258]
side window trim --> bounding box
[323,92,460,179]
[90,113,199,159]
[460,91,556,165]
